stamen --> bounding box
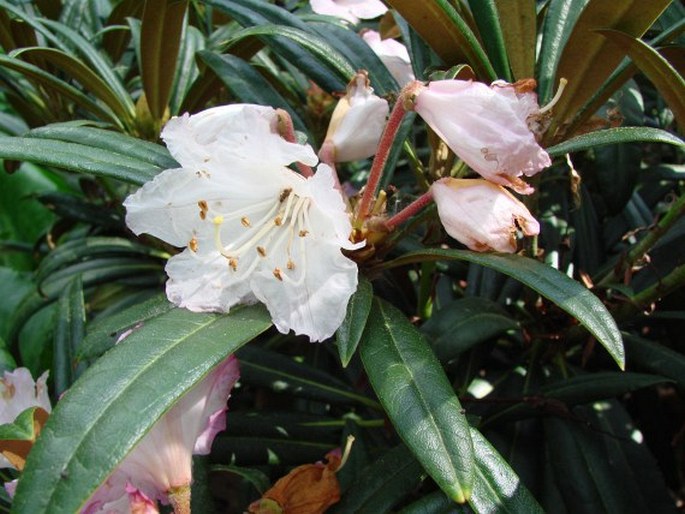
[299,230,309,237]
[229,257,238,271]
[274,215,283,226]
[189,237,198,253]
[257,246,267,257]
[273,267,283,281]
[287,260,295,270]
[279,188,292,203]
[241,216,251,227]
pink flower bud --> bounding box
[414,80,551,194]
[430,178,540,253]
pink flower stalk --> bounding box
[413,80,552,194]
[310,0,387,24]
[83,355,240,514]
[0,368,51,469]
[431,178,540,253]
[361,30,415,87]
[322,71,389,162]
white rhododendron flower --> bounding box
[310,0,387,24]
[362,30,415,87]
[323,72,389,162]
[414,80,552,194]
[431,178,540,253]
[124,104,361,342]
[83,355,240,513]
[0,368,51,469]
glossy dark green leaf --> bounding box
[198,51,308,133]
[209,0,348,91]
[236,345,379,408]
[385,0,496,81]
[382,249,624,369]
[538,372,671,404]
[53,276,85,396]
[331,445,425,514]
[599,28,685,130]
[140,0,189,119]
[468,428,544,514]
[398,491,464,514]
[624,334,685,388]
[0,406,45,442]
[169,25,204,115]
[494,0,536,80]
[336,276,373,367]
[78,293,173,360]
[536,0,589,103]
[547,126,685,156]
[12,304,272,514]
[467,0,511,81]
[0,137,163,186]
[360,297,474,503]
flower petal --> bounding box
[431,178,540,253]
[362,30,415,87]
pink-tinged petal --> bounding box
[4,479,17,498]
[125,483,160,514]
[0,368,51,426]
[362,30,415,87]
[325,73,389,162]
[310,0,386,23]
[117,355,239,500]
[414,80,551,194]
[431,178,540,253]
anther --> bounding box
[189,237,198,252]
[274,215,283,226]
[198,200,208,220]
[299,230,309,237]
[241,216,251,227]
[257,246,267,257]
[229,257,238,271]
[273,267,283,281]
[287,260,295,270]
[279,188,292,203]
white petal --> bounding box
[362,30,415,87]
[341,0,387,19]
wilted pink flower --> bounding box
[430,178,540,253]
[413,80,552,194]
[310,0,387,24]
[0,368,51,469]
[322,71,388,162]
[361,30,414,87]
[83,355,240,514]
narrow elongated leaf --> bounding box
[536,0,589,103]
[547,126,685,156]
[330,445,425,514]
[53,276,85,396]
[140,0,189,119]
[624,334,685,388]
[0,137,163,185]
[385,0,496,80]
[198,51,308,134]
[12,304,272,514]
[336,276,373,367]
[549,0,671,138]
[467,0,511,81]
[469,428,544,514]
[0,55,120,126]
[360,297,475,503]
[169,25,204,114]
[538,372,671,403]
[381,249,624,369]
[494,0,536,80]
[599,29,685,130]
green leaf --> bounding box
[198,51,308,134]
[385,0,497,81]
[12,304,272,514]
[0,406,46,442]
[53,276,85,396]
[169,25,205,114]
[494,0,536,80]
[140,0,189,119]
[330,445,425,514]
[0,137,163,186]
[467,0,512,81]
[538,372,671,403]
[381,249,624,369]
[398,491,464,514]
[468,427,544,514]
[236,345,379,408]
[624,334,685,388]
[549,0,672,138]
[336,276,373,367]
[598,28,685,130]
[360,297,475,503]
[547,126,685,156]
[78,293,173,360]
